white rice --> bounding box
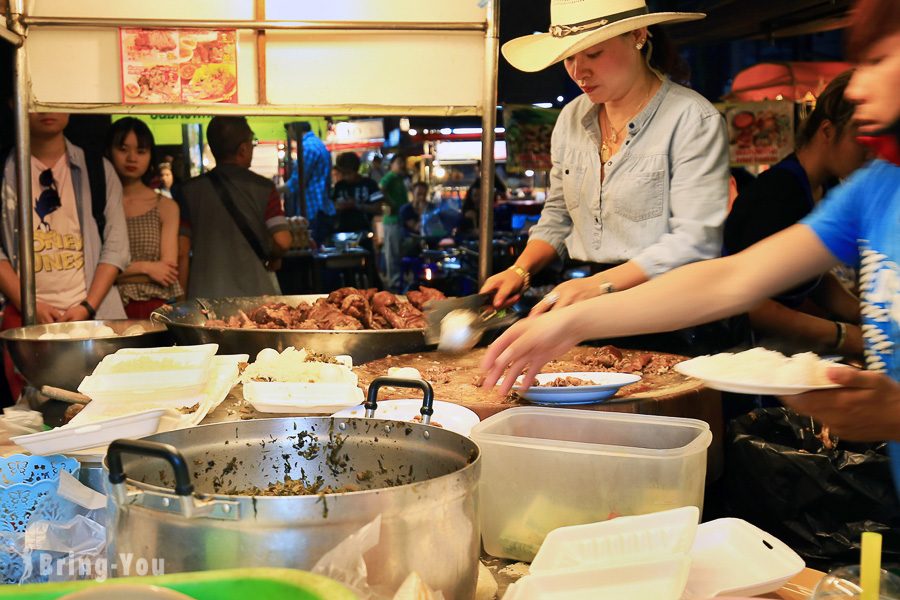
[686,348,833,386]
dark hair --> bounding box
[207,116,252,162]
[847,0,900,60]
[390,153,406,167]
[105,117,157,185]
[335,151,361,174]
[795,70,856,149]
[642,26,690,84]
[412,181,429,192]
[296,121,312,134]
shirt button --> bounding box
[607,161,612,166]
[564,169,570,174]
[628,123,635,129]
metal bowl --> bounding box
[0,319,172,392]
[153,295,431,364]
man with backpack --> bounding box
[0,112,129,399]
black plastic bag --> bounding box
[724,407,900,570]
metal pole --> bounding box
[478,0,500,285]
[0,25,23,47]
[21,16,485,32]
[10,2,35,324]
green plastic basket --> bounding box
[0,568,358,599]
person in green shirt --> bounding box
[379,154,409,291]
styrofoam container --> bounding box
[93,352,212,375]
[78,368,211,398]
[471,407,712,561]
[504,555,692,600]
[682,518,805,599]
[115,343,218,356]
[530,506,699,574]
[12,409,173,454]
[243,381,364,414]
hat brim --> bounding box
[502,13,705,73]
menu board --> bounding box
[120,29,238,105]
[725,101,794,166]
[503,104,559,174]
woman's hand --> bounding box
[780,367,900,442]
[480,269,527,309]
[480,306,585,395]
[36,301,63,324]
[530,276,606,316]
[144,261,179,286]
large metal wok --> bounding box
[152,295,430,364]
[105,378,481,598]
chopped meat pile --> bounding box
[542,376,591,387]
[573,345,683,375]
[204,286,445,331]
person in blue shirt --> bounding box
[481,0,900,494]
[282,122,334,244]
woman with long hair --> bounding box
[106,118,182,318]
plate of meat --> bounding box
[503,372,642,405]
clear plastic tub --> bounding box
[471,407,712,561]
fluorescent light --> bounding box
[440,128,452,135]
[453,128,482,135]
[525,169,535,177]
[532,102,553,108]
[434,166,446,178]
[408,129,418,136]
[557,95,564,102]
[494,127,505,133]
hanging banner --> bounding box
[120,28,238,104]
[725,101,794,166]
[503,104,559,174]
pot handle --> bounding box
[365,377,434,425]
[107,439,194,496]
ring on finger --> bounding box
[542,291,560,305]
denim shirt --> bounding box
[529,78,730,278]
[1,140,129,318]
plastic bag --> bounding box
[311,515,444,600]
[0,406,43,444]
[724,407,900,569]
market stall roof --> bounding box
[726,61,853,101]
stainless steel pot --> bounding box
[105,378,481,599]
[151,295,431,364]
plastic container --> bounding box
[471,407,712,561]
[683,518,805,599]
[0,567,356,599]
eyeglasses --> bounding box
[35,168,61,225]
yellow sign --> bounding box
[113,115,333,145]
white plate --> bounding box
[674,361,843,395]
[331,400,481,437]
[501,372,642,405]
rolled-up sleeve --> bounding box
[528,124,573,258]
[631,109,729,278]
[98,159,131,271]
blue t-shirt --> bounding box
[802,159,900,493]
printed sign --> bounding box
[120,28,238,105]
[725,101,794,165]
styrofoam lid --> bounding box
[530,506,700,574]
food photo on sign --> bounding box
[725,101,794,166]
[120,28,238,105]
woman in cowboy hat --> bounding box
[482,0,900,494]
[481,0,729,327]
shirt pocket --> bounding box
[612,170,666,222]
[562,164,587,211]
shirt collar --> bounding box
[579,76,671,142]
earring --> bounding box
[636,41,644,50]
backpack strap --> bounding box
[82,149,107,242]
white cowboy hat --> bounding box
[502,0,705,72]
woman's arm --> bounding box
[483,224,839,393]
[747,298,864,356]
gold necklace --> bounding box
[599,82,656,163]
